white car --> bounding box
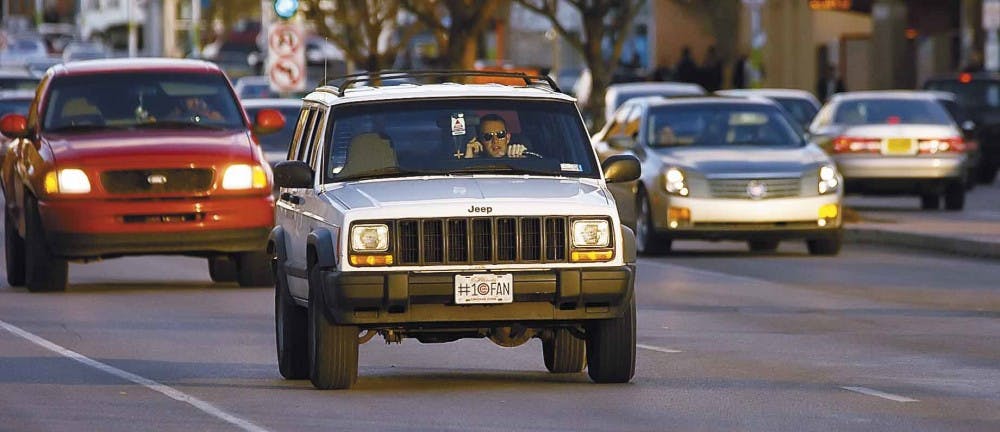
[270,70,641,389]
[603,81,706,124]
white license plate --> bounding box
[455,273,513,304]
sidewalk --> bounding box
[842,182,1000,260]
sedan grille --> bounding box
[709,178,801,199]
[396,217,567,265]
[101,169,214,195]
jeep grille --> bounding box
[101,169,214,195]
[396,217,567,265]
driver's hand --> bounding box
[464,138,483,158]
[507,143,526,158]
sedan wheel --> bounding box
[636,194,670,255]
[4,211,25,286]
[24,196,68,292]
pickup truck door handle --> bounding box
[279,192,303,205]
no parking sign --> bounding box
[266,22,306,93]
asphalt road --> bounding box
[1,237,998,432]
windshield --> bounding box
[772,97,818,129]
[832,98,953,125]
[246,106,299,152]
[42,72,245,131]
[322,99,598,183]
[646,104,803,148]
[925,80,1000,110]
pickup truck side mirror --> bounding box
[273,160,314,189]
[0,114,29,139]
[253,109,286,136]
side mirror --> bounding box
[607,135,636,150]
[253,109,286,136]
[273,160,314,189]
[0,114,29,139]
[602,154,641,183]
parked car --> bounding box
[808,91,970,210]
[593,96,843,255]
[0,58,286,292]
[241,97,300,166]
[233,75,278,99]
[270,70,640,389]
[61,41,112,62]
[715,88,821,130]
[603,81,706,124]
[0,34,49,67]
[923,72,1000,184]
[927,90,981,189]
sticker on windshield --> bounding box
[451,113,466,136]
[560,163,582,172]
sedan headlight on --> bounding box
[572,219,610,248]
[350,224,389,252]
[44,168,91,194]
[818,165,840,194]
[664,167,689,196]
[222,164,268,190]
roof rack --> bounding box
[319,69,561,96]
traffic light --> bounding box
[274,0,299,20]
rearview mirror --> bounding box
[602,154,641,183]
[273,160,314,189]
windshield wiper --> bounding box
[335,166,436,182]
[47,124,120,133]
[449,163,555,176]
[132,121,226,130]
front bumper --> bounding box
[650,194,842,240]
[318,266,635,326]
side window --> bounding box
[295,108,318,162]
[307,107,328,170]
[811,103,833,130]
[607,105,635,138]
[623,105,641,138]
[287,107,312,161]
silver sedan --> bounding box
[593,97,843,255]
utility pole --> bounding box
[128,0,138,57]
[190,0,201,57]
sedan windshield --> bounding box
[321,99,598,182]
[646,104,803,148]
[832,98,953,125]
[42,72,245,131]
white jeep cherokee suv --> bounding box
[269,71,642,389]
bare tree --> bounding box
[400,0,505,71]
[204,0,261,39]
[516,0,644,130]
[301,0,423,79]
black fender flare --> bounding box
[267,225,287,263]
[307,228,338,270]
[620,225,637,264]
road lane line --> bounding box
[0,319,270,432]
[637,343,683,353]
[841,386,919,402]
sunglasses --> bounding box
[480,130,508,141]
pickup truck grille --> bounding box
[101,169,214,195]
[396,217,567,265]
[708,178,801,199]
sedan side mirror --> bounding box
[602,154,641,183]
[607,135,636,150]
[0,114,29,139]
[273,160,314,189]
[253,108,286,136]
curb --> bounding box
[844,226,1000,260]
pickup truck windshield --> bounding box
[322,99,599,182]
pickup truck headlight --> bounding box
[664,167,689,196]
[350,224,389,252]
[818,165,840,194]
[572,219,610,248]
[44,168,91,194]
[222,164,268,190]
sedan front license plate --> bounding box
[455,273,513,304]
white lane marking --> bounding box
[639,260,770,285]
[637,343,683,353]
[841,386,919,403]
[0,319,270,432]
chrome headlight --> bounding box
[818,164,840,194]
[350,224,390,252]
[664,167,689,196]
[222,164,268,190]
[44,168,91,194]
[572,219,610,248]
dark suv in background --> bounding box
[924,72,1000,184]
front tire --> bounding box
[276,280,309,379]
[807,231,842,256]
[635,194,671,255]
[308,264,359,390]
[24,196,67,292]
[586,295,636,384]
[920,193,939,210]
[5,211,25,286]
[543,328,586,373]
[236,251,273,287]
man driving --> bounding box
[463,113,528,158]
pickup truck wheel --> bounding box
[747,239,779,252]
[276,285,309,379]
[543,328,586,373]
[236,251,274,287]
[207,256,237,282]
[586,295,636,384]
[807,231,842,256]
[5,211,25,286]
[943,181,965,211]
[308,266,358,390]
[636,194,671,255]
[24,197,67,292]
